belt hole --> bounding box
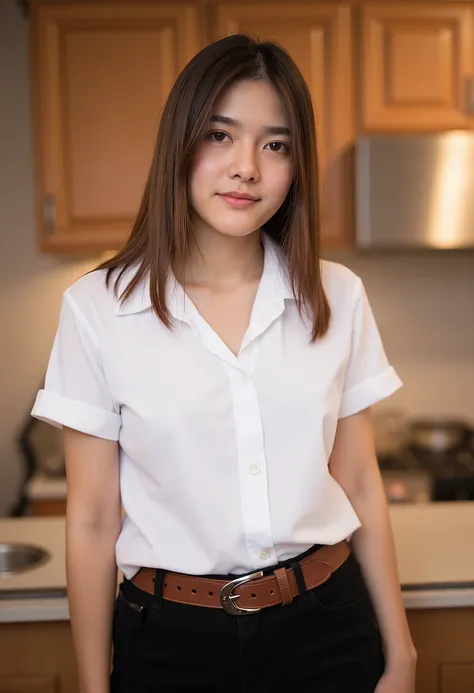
[192,589,197,594]
[177,586,182,591]
[251,593,256,598]
[208,591,214,597]
[164,582,167,588]
[270,590,274,595]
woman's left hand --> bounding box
[375,652,417,693]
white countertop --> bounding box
[390,502,474,588]
[2,502,474,622]
[0,516,68,623]
[390,501,474,610]
[0,517,66,592]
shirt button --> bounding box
[249,464,260,475]
[260,550,270,560]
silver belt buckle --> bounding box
[220,570,264,615]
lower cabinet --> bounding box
[0,677,57,693]
[0,621,78,693]
[2,605,473,692]
[407,607,474,693]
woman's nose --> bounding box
[228,143,260,182]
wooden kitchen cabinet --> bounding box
[212,2,355,247]
[31,2,202,252]
[441,663,474,693]
[0,677,57,693]
[360,3,474,131]
[0,622,78,693]
[31,1,355,252]
[34,1,474,253]
[407,607,474,693]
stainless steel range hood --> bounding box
[355,133,474,249]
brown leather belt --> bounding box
[131,541,350,616]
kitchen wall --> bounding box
[0,1,98,515]
[1,1,473,515]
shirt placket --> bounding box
[175,255,288,570]
[227,345,277,569]
[185,302,282,569]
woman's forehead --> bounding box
[211,79,289,129]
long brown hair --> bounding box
[94,34,331,341]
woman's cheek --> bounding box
[271,166,293,200]
[191,152,223,190]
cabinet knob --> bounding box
[43,195,56,235]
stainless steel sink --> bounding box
[0,543,49,577]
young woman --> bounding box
[32,34,416,693]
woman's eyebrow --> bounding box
[264,125,291,136]
[210,114,290,136]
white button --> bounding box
[260,550,270,560]
[249,464,260,475]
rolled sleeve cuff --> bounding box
[31,390,121,441]
[338,366,403,419]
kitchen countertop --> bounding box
[390,502,474,609]
[0,516,67,623]
[2,502,474,622]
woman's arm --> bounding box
[329,408,417,669]
[64,427,122,693]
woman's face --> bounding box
[189,79,294,240]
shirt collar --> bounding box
[113,266,152,316]
[260,232,294,302]
[114,232,294,317]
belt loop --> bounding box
[275,567,294,606]
[152,569,165,611]
[290,561,309,601]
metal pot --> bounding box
[408,419,472,454]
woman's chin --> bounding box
[195,219,262,239]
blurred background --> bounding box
[2,0,473,516]
[0,1,473,690]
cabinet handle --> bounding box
[43,195,56,235]
[466,77,474,116]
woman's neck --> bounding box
[181,229,264,290]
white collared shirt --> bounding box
[31,235,402,578]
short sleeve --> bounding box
[31,292,121,440]
[338,279,402,419]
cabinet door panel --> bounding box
[361,3,474,130]
[441,663,474,693]
[33,3,201,252]
[0,676,56,692]
[407,608,474,693]
[0,622,78,693]
[213,2,355,246]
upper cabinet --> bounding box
[31,1,474,254]
[360,3,474,131]
[31,3,202,252]
[212,2,354,247]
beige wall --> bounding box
[0,1,98,515]
[1,2,473,515]
[329,249,474,421]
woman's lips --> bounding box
[218,194,259,209]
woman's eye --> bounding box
[265,141,289,154]
[207,131,229,143]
